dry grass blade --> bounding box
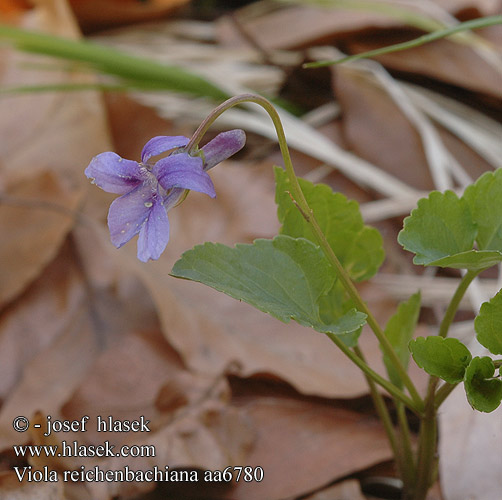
[373,273,500,309]
[360,193,429,222]
[310,46,469,191]
[403,83,502,169]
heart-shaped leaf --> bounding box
[426,249,502,270]
[382,292,421,388]
[474,290,502,355]
[464,357,502,413]
[275,167,384,282]
[463,169,502,251]
[171,235,366,343]
[409,336,472,384]
[398,190,477,267]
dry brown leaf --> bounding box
[57,306,253,499]
[0,0,110,307]
[0,240,86,406]
[60,329,188,447]
[217,4,402,51]
[0,242,103,450]
[226,392,392,500]
[217,1,502,51]
[0,223,254,499]
[346,37,502,100]
[0,171,83,309]
[0,51,109,184]
[0,0,109,186]
[333,67,435,191]
[332,65,494,193]
[433,0,502,11]
[69,0,190,31]
[437,126,494,181]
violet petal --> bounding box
[154,153,215,198]
[201,129,246,170]
[141,135,190,163]
[137,195,171,262]
[85,152,145,194]
[107,183,155,248]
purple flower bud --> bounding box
[201,129,246,170]
[85,129,246,262]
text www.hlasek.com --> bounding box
[13,441,155,459]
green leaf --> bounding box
[382,292,421,388]
[426,249,502,270]
[320,308,367,347]
[398,190,477,267]
[171,235,366,341]
[463,169,502,251]
[464,357,502,413]
[275,167,384,281]
[317,280,364,347]
[475,290,502,355]
[409,336,472,384]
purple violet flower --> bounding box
[85,129,246,262]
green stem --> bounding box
[326,334,419,412]
[414,379,438,500]
[396,401,416,495]
[439,269,480,338]
[353,346,418,498]
[309,214,423,412]
[188,93,423,412]
[434,382,458,410]
[354,346,400,458]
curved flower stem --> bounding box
[188,93,424,412]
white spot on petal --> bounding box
[144,201,153,208]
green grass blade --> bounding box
[304,15,502,68]
[0,24,230,101]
